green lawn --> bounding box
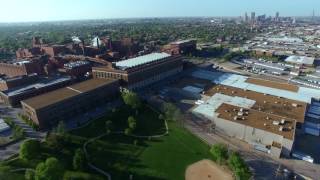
[71,105,211,180]
[1,104,211,180]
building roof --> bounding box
[22,78,117,110]
[216,103,295,140]
[115,52,171,70]
[285,56,315,65]
[170,39,196,45]
[3,77,71,97]
[205,85,307,123]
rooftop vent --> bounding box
[279,126,284,132]
[273,121,280,125]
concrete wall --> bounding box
[203,115,294,158]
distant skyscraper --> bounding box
[251,12,255,23]
[275,12,279,21]
[245,12,249,22]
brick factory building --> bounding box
[21,78,119,129]
[162,40,197,55]
[92,52,183,89]
[0,74,39,91]
[0,59,46,78]
[58,61,92,79]
[0,77,71,107]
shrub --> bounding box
[73,148,86,171]
[124,128,132,135]
[228,152,251,180]
[19,139,40,160]
[210,144,228,164]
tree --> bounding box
[228,152,251,180]
[55,121,66,134]
[105,120,113,134]
[35,157,64,180]
[210,144,228,164]
[128,116,137,131]
[19,139,40,160]
[163,103,182,122]
[163,103,177,121]
[121,91,141,110]
[25,169,35,180]
[124,128,132,135]
[73,148,86,171]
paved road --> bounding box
[0,105,46,161]
[184,116,320,180]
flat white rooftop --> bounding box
[193,93,256,119]
[192,70,320,104]
[285,56,315,65]
[115,53,171,70]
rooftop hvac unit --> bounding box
[266,116,270,120]
[240,108,244,112]
[281,119,286,124]
[233,116,238,121]
[275,101,278,104]
[292,103,298,107]
[279,126,284,132]
[238,112,244,116]
[273,121,280,125]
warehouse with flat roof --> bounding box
[21,78,119,129]
[193,85,302,158]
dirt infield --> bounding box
[185,159,233,180]
[246,78,299,92]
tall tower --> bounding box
[251,12,256,23]
[245,12,249,22]
[275,12,279,21]
[312,9,315,21]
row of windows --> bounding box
[95,71,124,79]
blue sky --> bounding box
[0,0,319,22]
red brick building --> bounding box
[92,52,183,89]
[162,40,197,55]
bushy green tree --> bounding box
[105,120,113,134]
[55,121,66,134]
[19,139,40,160]
[124,128,132,135]
[128,116,137,130]
[121,91,141,110]
[35,157,64,180]
[163,103,183,122]
[210,144,228,164]
[228,152,251,180]
[25,169,35,180]
[73,148,86,171]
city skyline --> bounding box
[0,0,319,22]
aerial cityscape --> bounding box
[0,0,319,180]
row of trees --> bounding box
[19,138,87,180]
[210,144,251,180]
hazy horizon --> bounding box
[0,0,319,23]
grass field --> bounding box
[1,104,211,180]
[71,104,211,180]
